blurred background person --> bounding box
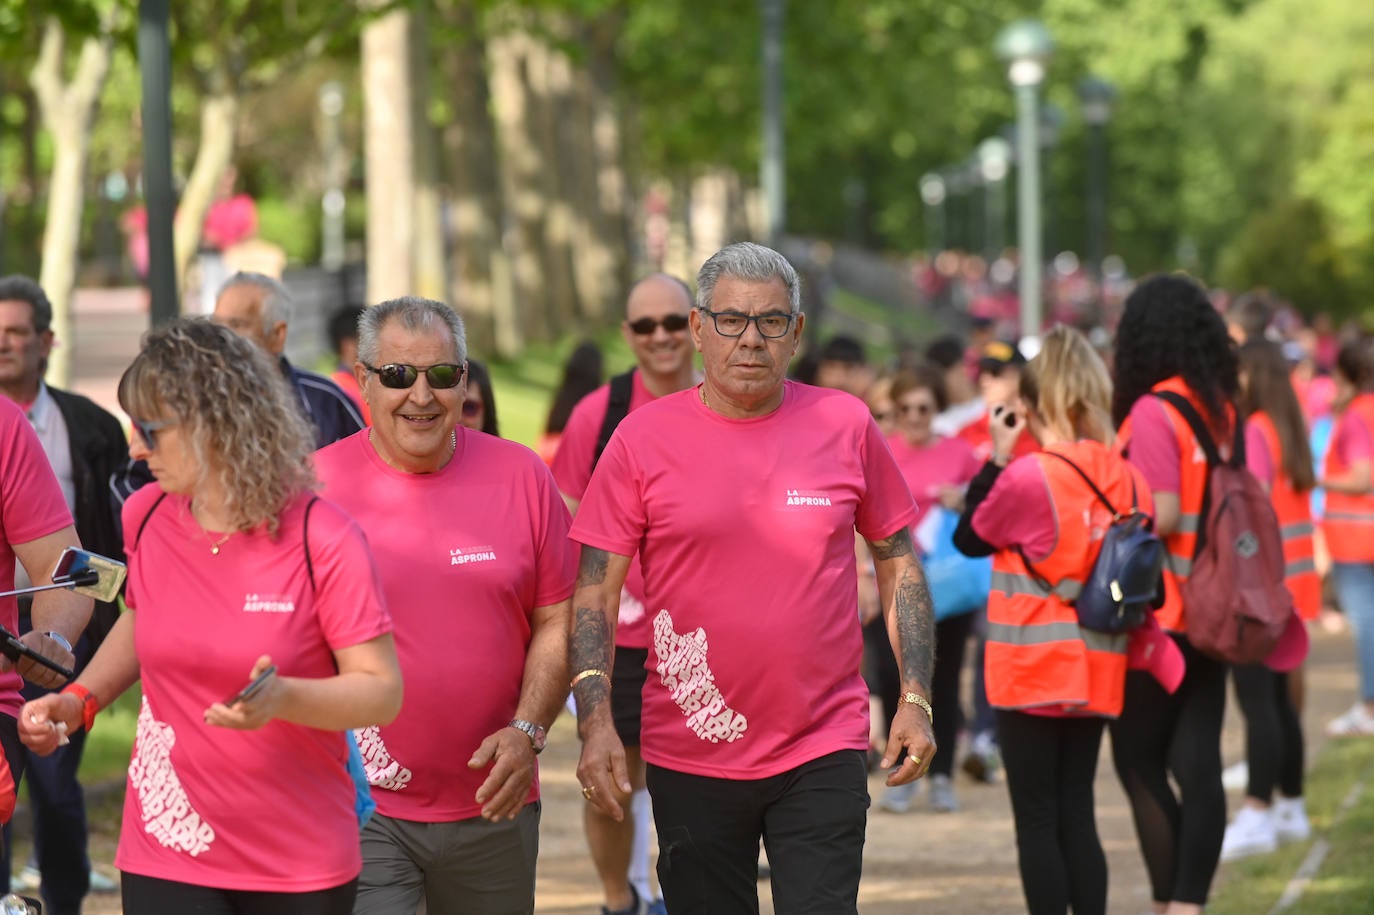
[1318,336,1374,737]
[1221,340,1317,860]
[0,275,126,911]
[1111,273,1239,915]
[328,304,369,422]
[539,340,604,465]
[460,358,500,437]
[21,318,401,913]
[814,334,874,399]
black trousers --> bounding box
[1232,663,1304,801]
[646,750,868,915]
[121,872,356,915]
[1109,635,1227,906]
[997,710,1108,915]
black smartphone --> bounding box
[223,665,277,706]
[992,405,1018,428]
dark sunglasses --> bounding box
[899,403,934,417]
[362,361,466,390]
[627,314,690,335]
[132,418,175,450]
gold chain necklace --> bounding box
[206,530,232,555]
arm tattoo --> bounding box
[578,546,610,586]
[569,605,612,715]
[867,528,915,561]
[895,562,935,694]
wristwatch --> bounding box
[508,718,547,755]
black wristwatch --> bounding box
[508,718,547,755]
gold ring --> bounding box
[911,756,921,767]
[581,785,595,800]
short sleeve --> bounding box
[550,391,605,503]
[1337,410,1374,464]
[0,408,72,548]
[569,427,647,559]
[971,456,1057,560]
[531,466,577,608]
[855,417,919,541]
[1125,397,1182,495]
[305,499,393,650]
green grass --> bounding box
[1207,737,1374,914]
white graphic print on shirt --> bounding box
[653,609,748,744]
[353,725,414,791]
[129,697,216,857]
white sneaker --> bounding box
[10,866,39,893]
[878,780,918,813]
[1221,760,1249,792]
[1221,805,1278,861]
[1273,796,1312,844]
[1326,703,1374,737]
[928,773,959,813]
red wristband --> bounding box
[60,683,98,733]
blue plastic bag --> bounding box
[917,507,991,621]
[346,731,376,827]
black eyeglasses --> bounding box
[362,362,466,390]
[627,314,690,335]
[132,418,175,450]
[699,309,796,339]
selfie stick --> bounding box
[0,569,98,681]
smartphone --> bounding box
[50,548,126,603]
[223,665,277,706]
[992,405,1018,428]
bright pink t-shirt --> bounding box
[115,487,392,892]
[1330,406,1374,465]
[551,370,661,649]
[1245,418,1275,488]
[0,399,73,718]
[888,434,980,529]
[1124,396,1182,494]
[314,429,577,821]
[971,456,1058,563]
[570,381,917,779]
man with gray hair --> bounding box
[212,272,364,447]
[315,297,575,914]
[569,242,937,913]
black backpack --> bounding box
[592,369,635,470]
[1023,451,1166,634]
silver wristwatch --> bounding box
[508,718,547,755]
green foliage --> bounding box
[255,197,322,266]
[1216,198,1354,316]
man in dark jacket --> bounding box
[0,274,126,913]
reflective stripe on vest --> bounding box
[1176,513,1201,535]
[989,569,1083,603]
[1253,410,1321,619]
[986,620,1128,654]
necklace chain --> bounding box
[206,530,232,555]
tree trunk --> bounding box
[29,18,113,388]
[439,0,505,356]
[532,27,582,329]
[584,12,633,300]
[173,90,239,303]
[362,9,416,304]
[489,28,550,342]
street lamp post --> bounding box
[1078,75,1115,280]
[995,19,1053,342]
[760,0,785,247]
[977,137,1011,259]
[318,81,346,273]
[919,172,946,257]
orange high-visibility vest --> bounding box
[1117,377,1232,634]
[1323,393,1374,563]
[984,440,1146,718]
[1250,411,1320,620]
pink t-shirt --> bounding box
[888,434,980,529]
[1124,397,1182,494]
[1330,406,1374,466]
[0,399,73,718]
[115,487,392,892]
[570,381,917,779]
[1245,418,1275,488]
[552,372,658,648]
[971,456,1058,563]
[314,429,576,821]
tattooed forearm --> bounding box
[578,546,610,586]
[867,527,915,561]
[570,605,613,718]
[893,561,935,694]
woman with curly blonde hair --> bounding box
[19,318,402,914]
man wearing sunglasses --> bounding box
[111,273,364,509]
[314,296,575,915]
[551,273,695,915]
[0,274,123,913]
[569,243,937,915]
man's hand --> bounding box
[6,631,76,689]
[881,704,936,787]
[469,726,537,821]
[575,716,632,820]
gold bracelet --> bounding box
[570,668,610,689]
[900,691,934,724]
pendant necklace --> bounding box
[206,530,232,555]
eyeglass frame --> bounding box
[361,361,467,390]
[131,418,176,450]
[697,308,798,339]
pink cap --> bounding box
[1264,612,1310,673]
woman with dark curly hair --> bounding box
[19,319,403,914]
[1110,274,1237,915]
